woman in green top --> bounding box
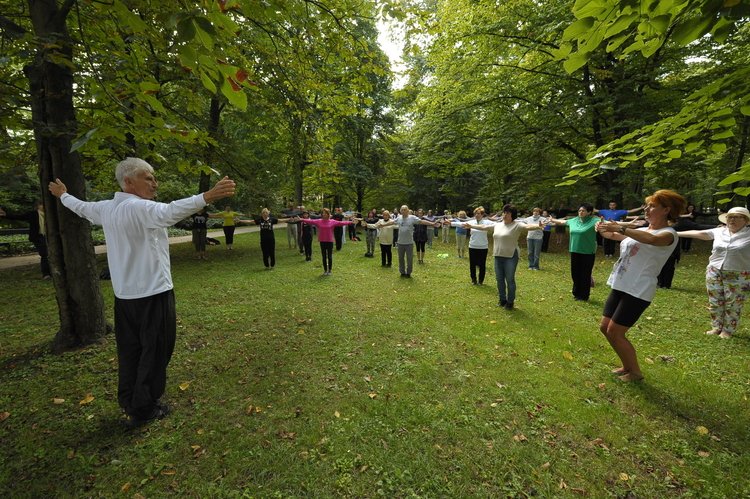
[548,203,599,301]
[210,205,244,250]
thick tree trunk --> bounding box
[26,0,108,352]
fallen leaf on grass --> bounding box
[161,469,176,476]
[364,375,372,382]
[696,426,709,435]
[278,430,296,440]
[590,438,609,450]
[334,411,340,418]
[645,357,654,364]
[659,355,675,362]
[597,383,606,391]
[490,320,497,325]
[53,398,66,405]
[513,434,527,442]
[245,405,262,415]
[541,462,550,469]
[619,473,629,481]
[120,482,131,493]
[297,328,305,334]
[562,351,573,361]
[79,394,94,405]
[697,451,710,457]
[368,393,377,399]
[559,479,567,489]
[179,382,190,391]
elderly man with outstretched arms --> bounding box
[48,157,235,429]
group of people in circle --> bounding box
[193,191,749,382]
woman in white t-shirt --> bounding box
[677,206,750,339]
[597,190,686,382]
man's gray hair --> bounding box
[115,157,154,189]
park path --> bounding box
[0,225,278,271]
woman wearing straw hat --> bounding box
[677,207,750,339]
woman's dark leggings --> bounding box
[261,238,275,268]
[380,244,392,266]
[223,225,236,245]
[570,252,595,300]
[469,247,488,284]
[302,235,313,259]
[320,241,334,271]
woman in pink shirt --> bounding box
[301,208,355,276]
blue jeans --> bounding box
[527,238,542,269]
[494,251,519,304]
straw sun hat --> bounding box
[718,207,750,224]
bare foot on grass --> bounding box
[618,373,644,382]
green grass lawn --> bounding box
[1,231,748,497]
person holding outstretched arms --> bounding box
[300,208,355,276]
[48,157,235,428]
[677,206,750,339]
[597,189,685,381]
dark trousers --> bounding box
[223,226,236,245]
[657,245,680,288]
[32,235,50,277]
[380,243,392,266]
[320,241,334,271]
[334,227,343,250]
[114,289,176,419]
[603,237,616,257]
[302,234,313,260]
[260,237,275,267]
[541,231,551,253]
[570,252,596,300]
[469,247,488,284]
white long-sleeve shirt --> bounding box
[454,218,494,249]
[702,226,750,271]
[60,191,206,299]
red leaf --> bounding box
[235,69,248,83]
[227,76,241,91]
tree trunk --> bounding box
[200,95,222,193]
[26,0,108,352]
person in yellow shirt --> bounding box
[210,205,244,250]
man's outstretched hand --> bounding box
[203,176,236,204]
[49,178,68,198]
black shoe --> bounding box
[499,300,507,307]
[405,274,411,278]
[472,280,477,285]
[124,404,169,430]
[504,302,514,310]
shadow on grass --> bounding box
[0,340,53,371]
[637,382,750,455]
